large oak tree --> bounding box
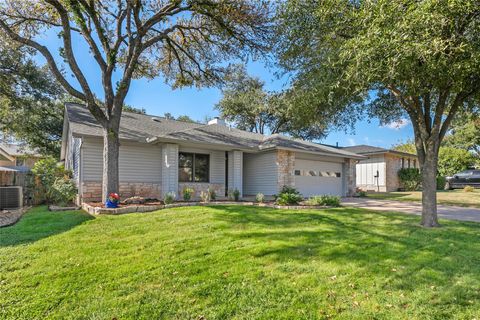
[0,0,271,201]
[276,0,480,227]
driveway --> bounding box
[342,197,480,223]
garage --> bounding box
[294,158,344,197]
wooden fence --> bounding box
[0,171,43,205]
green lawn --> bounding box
[366,189,480,208]
[1,206,480,319]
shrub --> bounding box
[398,168,421,191]
[182,187,194,201]
[200,190,211,203]
[305,195,341,207]
[438,147,477,177]
[464,186,475,192]
[232,189,240,201]
[355,187,367,197]
[208,188,216,201]
[275,185,303,205]
[51,178,77,206]
[32,156,71,203]
[164,192,176,204]
[436,176,446,190]
[255,193,265,203]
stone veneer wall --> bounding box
[276,150,295,192]
[81,181,162,203]
[178,183,225,200]
[344,159,357,196]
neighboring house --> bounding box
[61,103,364,203]
[0,144,39,171]
[341,145,418,192]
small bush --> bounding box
[51,178,77,206]
[306,195,341,207]
[32,156,71,203]
[355,187,367,197]
[464,186,475,192]
[232,189,240,201]
[255,193,265,203]
[208,188,216,201]
[182,187,194,201]
[275,185,303,205]
[200,190,211,203]
[164,192,176,204]
[436,176,446,190]
[398,168,421,191]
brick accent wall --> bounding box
[344,159,357,196]
[81,181,162,203]
[178,183,225,200]
[276,150,295,192]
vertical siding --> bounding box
[161,143,178,194]
[228,150,243,196]
[355,155,386,188]
[72,137,82,183]
[243,151,277,196]
[82,138,162,183]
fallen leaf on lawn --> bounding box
[330,275,337,281]
[353,301,360,307]
[391,268,397,272]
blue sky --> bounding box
[36,30,414,149]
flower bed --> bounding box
[82,200,335,215]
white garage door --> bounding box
[294,159,344,197]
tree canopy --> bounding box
[276,0,480,227]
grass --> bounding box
[366,189,480,208]
[1,206,480,319]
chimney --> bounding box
[208,117,226,126]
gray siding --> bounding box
[243,151,278,196]
[82,138,162,183]
[162,143,178,194]
[228,150,243,196]
[72,137,81,183]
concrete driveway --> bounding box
[342,197,480,223]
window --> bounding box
[179,152,209,182]
[294,170,301,176]
[15,158,25,166]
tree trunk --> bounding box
[102,126,120,202]
[420,146,440,228]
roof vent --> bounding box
[208,117,226,126]
[151,117,162,123]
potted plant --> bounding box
[106,192,120,208]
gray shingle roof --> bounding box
[342,144,416,157]
[66,103,363,159]
[0,144,40,157]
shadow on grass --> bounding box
[0,206,93,247]
[208,205,480,296]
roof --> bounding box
[342,144,416,157]
[0,166,31,172]
[65,103,363,159]
[0,144,40,158]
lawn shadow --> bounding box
[209,205,480,297]
[0,206,93,247]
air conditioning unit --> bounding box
[0,186,23,209]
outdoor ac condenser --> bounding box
[0,186,23,209]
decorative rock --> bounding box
[122,196,146,205]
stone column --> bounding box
[277,150,295,192]
[228,150,243,197]
[161,144,179,199]
[344,159,357,196]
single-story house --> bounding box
[61,103,364,203]
[0,143,39,169]
[341,145,418,192]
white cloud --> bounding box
[382,118,410,130]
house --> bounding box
[61,103,364,203]
[341,145,418,192]
[0,144,40,171]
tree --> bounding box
[216,64,328,140]
[276,0,480,227]
[392,139,417,155]
[163,113,195,123]
[443,112,480,158]
[0,40,65,156]
[0,1,271,201]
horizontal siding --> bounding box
[243,151,277,196]
[82,138,162,183]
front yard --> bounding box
[366,189,480,208]
[1,206,480,319]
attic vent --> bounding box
[0,186,22,209]
[151,117,162,123]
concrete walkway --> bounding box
[342,197,480,223]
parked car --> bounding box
[445,169,480,190]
